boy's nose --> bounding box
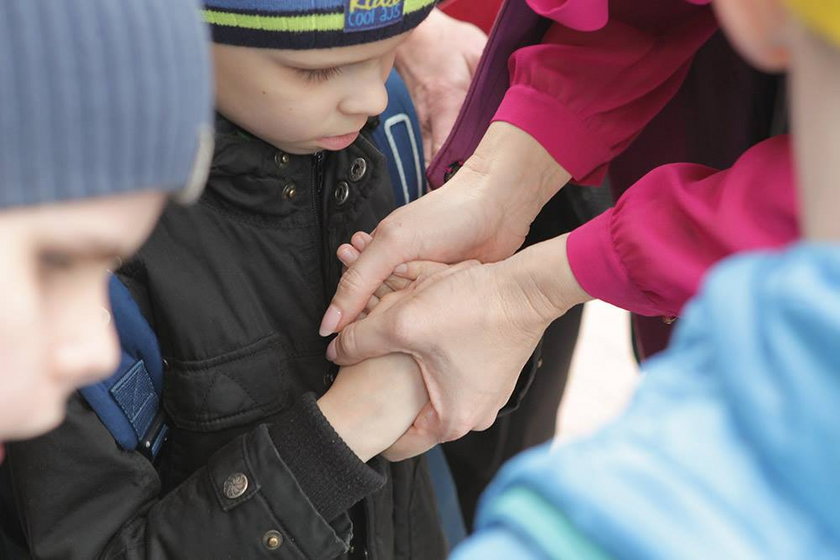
[53,318,120,388]
[339,67,389,118]
[52,294,121,390]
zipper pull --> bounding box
[313,151,325,195]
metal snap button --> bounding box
[223,472,248,499]
[349,158,367,182]
[274,152,290,168]
[334,181,350,206]
[263,530,283,550]
[282,183,297,199]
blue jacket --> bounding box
[454,243,840,559]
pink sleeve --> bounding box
[493,0,717,185]
[566,136,799,317]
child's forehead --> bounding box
[263,31,409,68]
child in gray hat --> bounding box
[3,1,447,559]
[0,0,211,452]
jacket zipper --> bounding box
[312,151,327,297]
[312,151,325,229]
[312,151,339,388]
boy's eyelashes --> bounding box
[295,66,343,83]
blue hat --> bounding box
[0,0,214,209]
[203,0,436,50]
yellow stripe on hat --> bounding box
[786,0,840,45]
[204,10,343,33]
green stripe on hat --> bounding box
[203,10,344,32]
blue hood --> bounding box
[459,243,840,559]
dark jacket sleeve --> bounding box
[7,393,384,559]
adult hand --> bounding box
[395,8,487,165]
[338,236,449,319]
[320,122,572,336]
[381,404,439,462]
[326,235,591,442]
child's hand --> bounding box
[337,232,448,318]
[317,352,430,463]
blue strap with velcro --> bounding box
[78,275,168,459]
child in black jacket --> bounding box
[1,2,445,558]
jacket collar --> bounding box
[210,114,314,180]
[205,114,383,217]
[204,114,319,216]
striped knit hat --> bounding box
[203,0,437,49]
[0,0,214,210]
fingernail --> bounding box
[394,263,408,275]
[337,247,358,266]
[352,233,369,251]
[319,305,341,336]
[326,338,338,362]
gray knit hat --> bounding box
[0,0,214,210]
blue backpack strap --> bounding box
[372,69,426,206]
[78,275,168,460]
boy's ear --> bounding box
[714,0,792,72]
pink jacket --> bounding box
[428,0,799,317]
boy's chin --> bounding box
[271,142,321,155]
[270,131,361,155]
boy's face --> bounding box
[0,191,165,447]
[213,33,410,154]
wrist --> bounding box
[462,122,572,228]
[498,234,592,325]
[317,355,426,462]
[317,389,389,463]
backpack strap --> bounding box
[371,69,426,206]
[78,275,168,460]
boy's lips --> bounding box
[316,131,359,151]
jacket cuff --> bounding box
[268,393,385,522]
[204,425,350,559]
[493,85,609,186]
[567,210,662,316]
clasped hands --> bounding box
[318,123,589,463]
[325,228,585,463]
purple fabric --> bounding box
[427,0,547,188]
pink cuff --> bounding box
[493,84,609,186]
[567,210,663,316]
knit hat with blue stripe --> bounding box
[203,0,437,49]
[0,0,214,210]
